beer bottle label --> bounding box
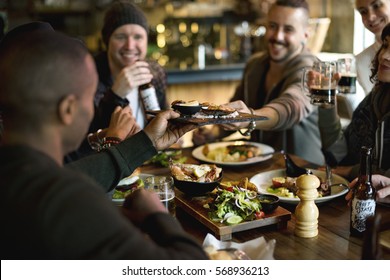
[140,86,160,111]
[351,198,376,232]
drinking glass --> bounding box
[302,61,338,109]
[337,58,357,94]
[144,176,176,216]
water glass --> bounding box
[144,176,176,216]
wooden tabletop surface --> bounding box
[140,147,390,260]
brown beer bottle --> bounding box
[139,82,160,111]
[350,146,376,237]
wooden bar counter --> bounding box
[140,148,390,260]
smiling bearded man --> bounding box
[192,0,324,166]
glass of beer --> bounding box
[337,58,357,94]
[144,176,176,216]
[302,61,338,109]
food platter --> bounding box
[250,169,349,204]
[192,141,275,166]
[146,110,268,126]
[175,190,291,241]
[110,173,152,206]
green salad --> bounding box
[145,150,187,167]
[206,187,263,225]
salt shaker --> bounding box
[294,173,320,238]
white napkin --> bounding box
[202,233,276,260]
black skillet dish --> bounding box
[174,172,223,196]
[257,194,279,213]
[171,104,202,116]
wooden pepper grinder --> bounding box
[294,173,320,238]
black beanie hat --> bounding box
[101,0,149,46]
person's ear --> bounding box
[303,23,310,44]
[57,95,77,125]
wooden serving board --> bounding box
[146,111,268,126]
[175,190,291,241]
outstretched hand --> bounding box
[220,100,251,131]
[144,110,196,150]
[111,61,153,98]
[345,174,390,205]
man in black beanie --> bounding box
[91,0,167,133]
[66,0,170,162]
[67,0,168,161]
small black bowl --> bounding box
[257,194,279,213]
[172,104,202,115]
[173,173,223,196]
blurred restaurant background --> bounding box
[1,0,369,62]
[0,0,371,145]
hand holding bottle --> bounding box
[347,174,390,203]
[111,60,153,98]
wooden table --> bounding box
[141,148,390,260]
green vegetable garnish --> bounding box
[112,179,144,199]
[267,186,296,198]
[145,150,187,167]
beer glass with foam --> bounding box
[302,61,338,109]
[337,58,357,94]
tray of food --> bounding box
[172,172,291,241]
[146,100,268,126]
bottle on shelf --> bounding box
[350,146,376,237]
[139,82,160,111]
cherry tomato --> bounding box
[272,177,285,188]
[255,211,265,219]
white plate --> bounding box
[192,141,275,166]
[250,169,349,204]
[110,173,153,206]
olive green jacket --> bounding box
[232,50,324,165]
